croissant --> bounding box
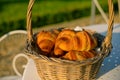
[55,29,97,52]
[62,50,87,61]
[37,30,59,53]
[62,50,97,61]
[85,30,98,50]
[82,50,97,58]
[55,29,76,51]
[76,30,97,51]
[54,47,65,57]
[62,50,77,60]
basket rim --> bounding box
[25,49,103,66]
[25,28,110,65]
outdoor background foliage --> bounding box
[0,0,118,36]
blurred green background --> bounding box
[0,0,118,37]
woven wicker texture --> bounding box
[25,0,114,80]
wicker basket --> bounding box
[25,0,114,80]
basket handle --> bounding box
[26,0,114,55]
[27,0,35,42]
[101,0,114,57]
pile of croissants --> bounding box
[36,28,98,61]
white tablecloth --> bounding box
[22,24,120,80]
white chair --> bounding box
[118,0,120,18]
[12,53,29,77]
[91,0,120,24]
[0,30,28,77]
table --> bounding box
[22,24,120,80]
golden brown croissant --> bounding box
[62,50,87,61]
[37,30,58,53]
[83,50,97,58]
[62,50,97,61]
[55,29,97,53]
[62,50,78,60]
[76,30,97,51]
[54,47,65,56]
[37,28,98,58]
[85,31,97,51]
[55,29,76,51]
